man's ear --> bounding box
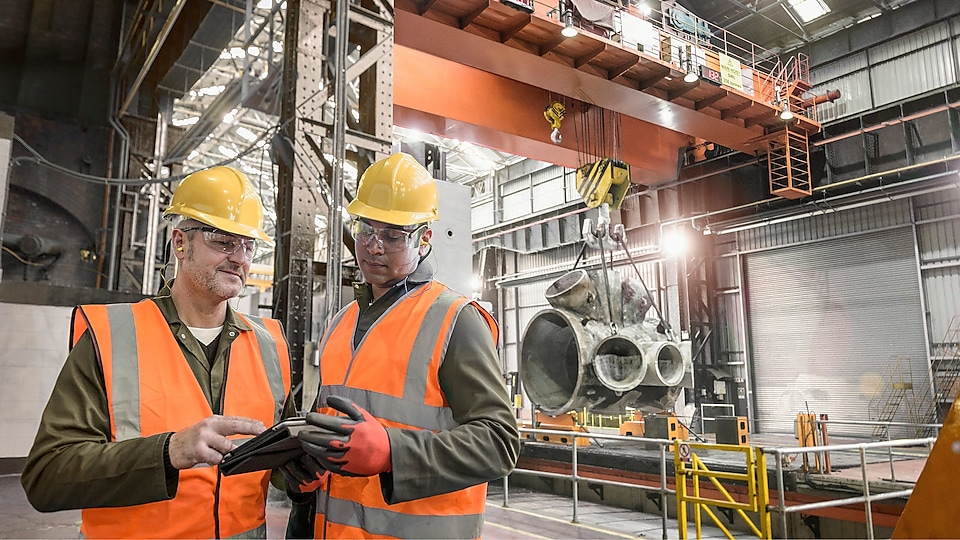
[419,228,433,246]
[171,229,186,255]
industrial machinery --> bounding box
[520,266,693,415]
[519,200,693,417]
[575,158,630,209]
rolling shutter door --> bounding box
[745,227,929,436]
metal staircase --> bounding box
[868,356,917,440]
[915,316,960,437]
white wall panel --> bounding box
[472,199,495,230]
[812,70,873,122]
[923,268,960,343]
[872,43,956,107]
[808,20,959,123]
[501,191,530,222]
[0,303,72,458]
[914,189,960,346]
[917,218,960,263]
[812,52,868,83]
[870,21,950,63]
[737,200,913,252]
[532,176,565,213]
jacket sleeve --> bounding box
[383,303,520,503]
[20,332,174,512]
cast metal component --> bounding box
[520,268,693,416]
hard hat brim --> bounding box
[346,198,438,227]
[164,207,273,245]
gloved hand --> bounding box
[280,454,329,495]
[298,395,392,477]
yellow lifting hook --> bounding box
[543,101,566,144]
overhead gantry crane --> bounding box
[393,0,827,198]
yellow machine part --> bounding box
[575,158,630,209]
[892,399,960,537]
[543,101,565,130]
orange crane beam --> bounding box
[394,45,691,184]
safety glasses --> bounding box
[179,226,258,260]
[351,219,424,253]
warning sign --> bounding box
[678,442,692,463]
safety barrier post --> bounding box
[674,441,772,539]
[660,443,669,540]
[675,442,688,539]
[572,432,579,523]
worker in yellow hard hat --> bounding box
[283,152,520,538]
[22,166,300,538]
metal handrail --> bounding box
[511,427,676,539]
[765,437,936,540]
[505,425,936,539]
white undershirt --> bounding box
[187,326,223,346]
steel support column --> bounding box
[275,0,394,409]
[276,0,320,410]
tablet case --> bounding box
[220,417,310,476]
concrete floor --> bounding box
[0,474,729,539]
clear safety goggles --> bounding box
[180,226,258,260]
[351,219,424,253]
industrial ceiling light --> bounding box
[683,68,699,83]
[561,10,578,38]
[780,103,794,121]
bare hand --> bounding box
[168,415,266,469]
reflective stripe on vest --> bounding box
[314,282,494,539]
[242,313,289,420]
[79,523,265,540]
[321,493,483,539]
[317,287,463,431]
[73,300,289,539]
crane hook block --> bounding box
[576,158,630,210]
[544,102,566,144]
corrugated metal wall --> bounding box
[812,18,959,122]
[713,187,960,434]
[744,226,928,437]
[914,189,960,344]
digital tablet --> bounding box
[220,417,311,476]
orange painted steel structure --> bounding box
[393,0,822,186]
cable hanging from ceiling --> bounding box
[573,101,622,168]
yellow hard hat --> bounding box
[346,153,439,227]
[163,166,272,243]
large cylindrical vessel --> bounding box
[520,268,693,415]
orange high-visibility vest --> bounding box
[71,300,291,539]
[313,282,499,539]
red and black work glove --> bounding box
[298,395,392,477]
[280,453,329,495]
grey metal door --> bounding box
[744,227,929,436]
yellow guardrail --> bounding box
[675,442,771,540]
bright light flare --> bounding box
[660,227,689,258]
